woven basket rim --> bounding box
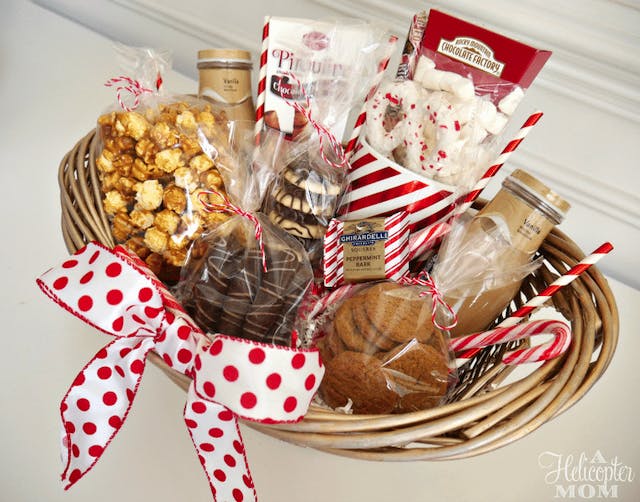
[58,129,620,461]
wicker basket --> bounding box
[59,129,619,460]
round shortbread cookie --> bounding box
[273,185,337,217]
[283,165,342,196]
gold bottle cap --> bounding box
[197,49,252,67]
[506,169,571,224]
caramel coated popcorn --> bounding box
[97,101,233,283]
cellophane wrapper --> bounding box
[95,45,242,284]
[175,126,313,347]
[305,281,456,414]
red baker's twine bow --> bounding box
[199,190,268,273]
[282,72,349,170]
[104,75,154,111]
[400,271,458,331]
[36,242,323,501]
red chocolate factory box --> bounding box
[418,9,551,102]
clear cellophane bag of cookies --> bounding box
[258,18,395,266]
[95,45,241,284]
[261,141,345,267]
[306,281,457,414]
[175,128,314,347]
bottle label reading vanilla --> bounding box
[198,49,255,122]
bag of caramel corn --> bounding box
[95,45,248,284]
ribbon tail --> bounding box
[60,336,154,489]
[184,382,257,502]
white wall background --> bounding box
[34,0,640,289]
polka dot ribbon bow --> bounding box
[36,242,324,502]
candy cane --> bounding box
[449,319,571,365]
[455,242,613,360]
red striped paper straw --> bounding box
[455,241,614,360]
[254,16,270,144]
[344,35,398,159]
[456,111,544,212]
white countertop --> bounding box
[1,1,639,501]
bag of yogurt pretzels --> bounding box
[95,45,241,284]
[338,9,552,230]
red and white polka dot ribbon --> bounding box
[36,242,323,501]
[104,75,154,111]
[282,72,348,170]
[199,191,268,273]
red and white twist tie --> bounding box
[283,72,348,169]
[449,319,572,365]
[400,271,457,331]
[104,75,154,112]
[199,190,268,273]
[36,242,323,501]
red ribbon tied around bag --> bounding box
[36,242,323,501]
[104,75,154,111]
[400,271,458,331]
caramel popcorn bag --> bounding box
[96,45,248,283]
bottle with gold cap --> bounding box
[447,169,571,337]
[197,49,255,122]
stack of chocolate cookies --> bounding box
[317,282,451,414]
[180,218,312,346]
[264,152,343,264]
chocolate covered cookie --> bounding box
[263,152,344,265]
[268,209,327,240]
[179,215,312,346]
